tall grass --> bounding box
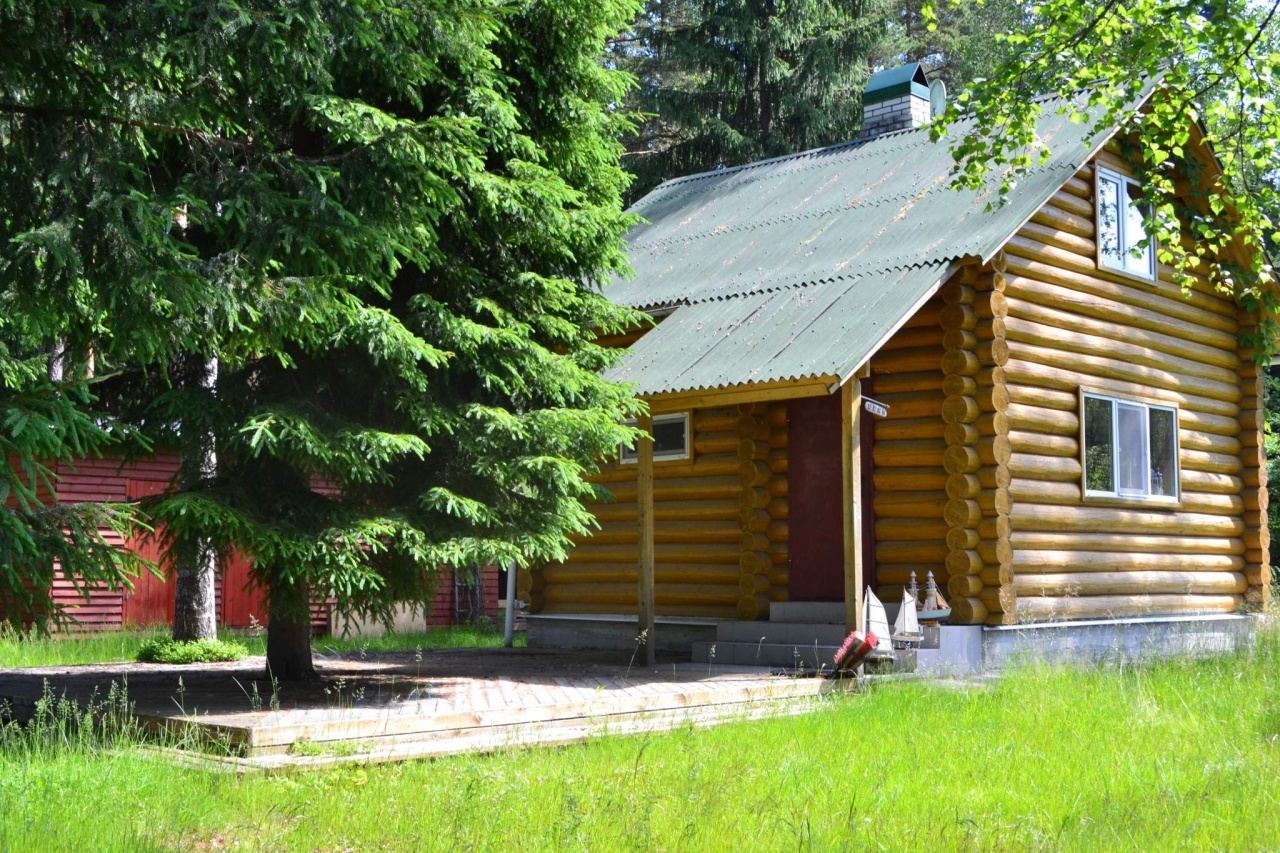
[0,622,522,669]
[1,628,1279,851]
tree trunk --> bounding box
[266,573,316,681]
[172,356,218,641]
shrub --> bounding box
[135,637,250,664]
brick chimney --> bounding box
[861,63,932,138]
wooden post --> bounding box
[842,379,864,636]
[637,412,656,666]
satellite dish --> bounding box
[929,79,947,119]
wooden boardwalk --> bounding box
[0,648,848,769]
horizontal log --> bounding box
[1179,431,1242,456]
[944,422,980,447]
[1009,430,1078,457]
[941,348,981,377]
[1019,218,1095,258]
[1005,403,1078,436]
[1013,593,1241,619]
[875,417,947,441]
[943,329,978,351]
[877,541,950,563]
[944,444,981,475]
[942,374,977,398]
[874,469,949,492]
[541,583,740,607]
[1007,531,1246,555]
[569,543,742,564]
[1181,450,1243,475]
[901,299,944,329]
[939,303,978,332]
[1009,453,1082,482]
[884,324,946,350]
[941,395,980,425]
[1051,186,1093,216]
[1004,316,1240,391]
[574,519,740,546]
[536,602,740,619]
[875,518,950,541]
[542,563,742,585]
[1004,292,1239,371]
[949,595,990,625]
[1180,492,1245,515]
[875,566,950,586]
[607,476,741,503]
[879,346,945,375]
[870,371,945,394]
[591,501,738,524]
[948,573,984,598]
[1014,572,1247,597]
[944,498,983,528]
[872,391,944,420]
[946,527,981,551]
[1003,357,1240,427]
[947,473,982,500]
[1004,235,1239,327]
[977,464,1013,490]
[998,245,1239,333]
[874,490,949,518]
[1009,504,1245,536]
[1029,196,1094,238]
[1009,478,1080,504]
[1006,383,1078,413]
[1011,550,1246,574]
[1005,344,1240,412]
[946,549,984,577]
[874,439,946,468]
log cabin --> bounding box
[523,65,1271,668]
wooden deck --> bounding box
[0,648,846,769]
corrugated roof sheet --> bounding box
[606,84,1154,395]
[604,261,952,395]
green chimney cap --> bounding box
[864,63,930,105]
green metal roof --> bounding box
[605,87,1154,397]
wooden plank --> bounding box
[841,380,864,635]
[636,412,656,666]
[645,377,836,414]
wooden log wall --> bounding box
[986,151,1268,622]
[868,294,950,602]
[938,266,1011,625]
[522,404,789,619]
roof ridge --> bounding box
[636,90,1077,200]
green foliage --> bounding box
[2,0,645,656]
[134,637,250,664]
[614,0,884,200]
[927,0,1280,349]
[875,0,1029,92]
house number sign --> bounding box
[862,397,890,418]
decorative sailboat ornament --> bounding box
[918,570,952,622]
[893,588,923,646]
[863,587,894,654]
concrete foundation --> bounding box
[981,614,1256,669]
[525,614,719,655]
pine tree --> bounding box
[2,0,643,675]
[615,0,884,201]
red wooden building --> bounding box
[17,455,500,634]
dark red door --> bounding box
[123,479,176,626]
[786,394,846,600]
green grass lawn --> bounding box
[3,628,1280,851]
[0,622,522,669]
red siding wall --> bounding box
[11,454,501,634]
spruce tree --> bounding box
[2,0,643,674]
[615,0,884,200]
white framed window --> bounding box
[1097,166,1156,280]
[620,412,690,464]
[1081,391,1178,502]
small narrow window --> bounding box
[620,412,691,464]
[1081,392,1178,502]
[1096,166,1155,280]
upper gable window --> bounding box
[1097,166,1155,280]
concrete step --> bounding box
[716,620,848,646]
[693,640,843,670]
[767,602,846,624]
